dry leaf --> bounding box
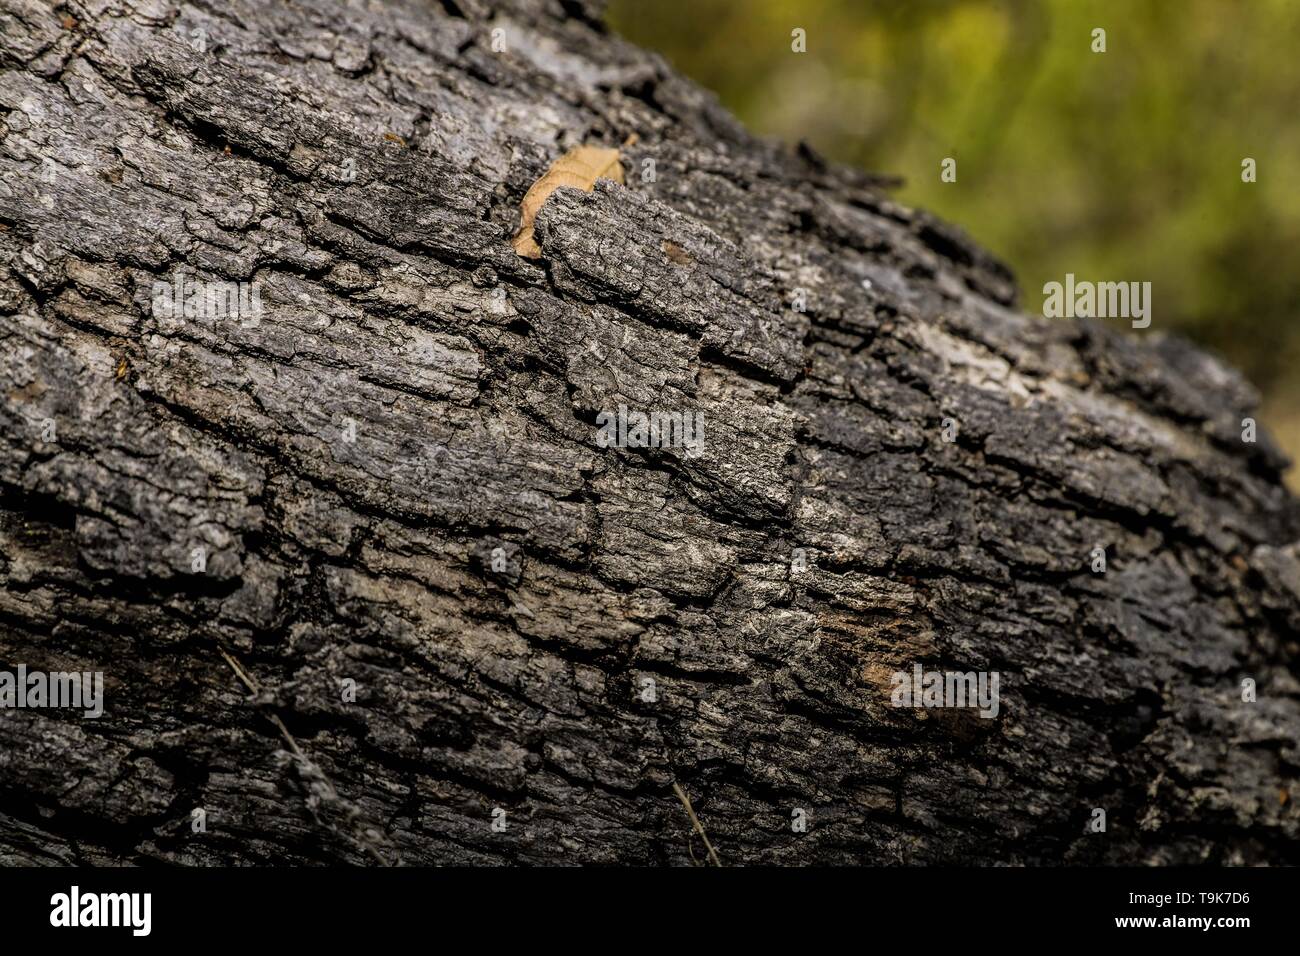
[512,145,624,258]
[662,240,691,266]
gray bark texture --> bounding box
[1,0,1298,867]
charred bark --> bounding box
[0,0,1297,866]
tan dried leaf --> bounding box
[662,240,692,266]
[512,145,624,258]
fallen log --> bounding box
[0,0,1297,865]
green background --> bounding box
[609,0,1300,485]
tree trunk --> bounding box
[1,0,1297,866]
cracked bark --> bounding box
[1,0,1298,866]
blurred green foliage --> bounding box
[610,0,1300,480]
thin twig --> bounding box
[218,648,387,864]
[220,648,308,758]
[672,781,721,867]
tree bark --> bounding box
[1,0,1298,866]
